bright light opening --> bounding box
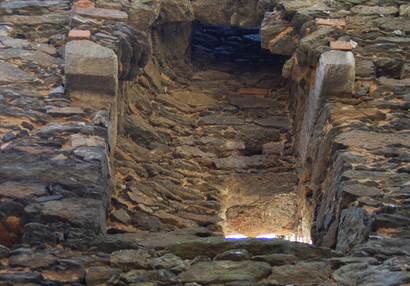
[225,234,248,240]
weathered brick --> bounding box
[330,41,352,51]
[238,88,269,96]
[315,18,346,28]
[67,30,91,41]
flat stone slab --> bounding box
[227,94,284,109]
[165,237,341,260]
[238,88,269,96]
[330,41,352,51]
[0,182,48,199]
[213,155,282,170]
[74,8,128,22]
[46,107,84,117]
[179,260,271,285]
[342,184,384,198]
[199,115,245,125]
[0,49,62,66]
[0,61,35,85]
[335,130,410,150]
[156,93,191,113]
[270,262,333,285]
[255,116,291,130]
[171,90,217,107]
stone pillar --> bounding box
[299,51,355,163]
[65,40,119,154]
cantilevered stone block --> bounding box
[65,40,118,101]
[317,50,355,95]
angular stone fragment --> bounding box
[23,198,106,235]
[179,261,271,285]
[214,249,252,262]
[9,251,57,269]
[110,249,152,271]
[86,267,123,286]
[150,253,185,273]
[270,262,333,285]
[65,40,118,100]
[336,207,372,253]
[0,61,35,85]
[70,134,106,149]
[156,94,191,113]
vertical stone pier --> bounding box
[65,40,119,155]
[299,51,355,164]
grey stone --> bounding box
[317,50,355,95]
[65,40,118,100]
[86,267,123,286]
[156,94,191,113]
[199,115,245,126]
[0,245,9,259]
[254,254,296,266]
[179,260,271,285]
[255,116,291,130]
[214,155,282,170]
[150,253,186,273]
[9,251,57,269]
[214,249,252,262]
[0,272,42,284]
[3,131,16,143]
[270,262,333,286]
[0,61,35,85]
[331,263,410,286]
[110,249,152,271]
[121,269,180,285]
[336,207,372,253]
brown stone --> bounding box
[67,30,91,41]
[262,143,283,154]
[315,18,346,28]
[238,88,269,96]
[330,41,352,51]
[74,0,95,9]
[42,269,86,285]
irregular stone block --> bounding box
[110,249,152,271]
[213,155,282,170]
[262,142,283,154]
[23,198,106,235]
[270,262,333,285]
[86,267,123,286]
[42,269,86,285]
[179,260,271,284]
[70,134,106,149]
[315,18,346,28]
[74,0,95,9]
[336,207,372,253]
[67,29,91,41]
[0,61,35,85]
[65,40,118,100]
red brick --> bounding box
[67,30,91,41]
[330,41,352,51]
[225,141,245,150]
[238,88,269,96]
[262,142,283,155]
[74,0,95,9]
[315,18,346,28]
